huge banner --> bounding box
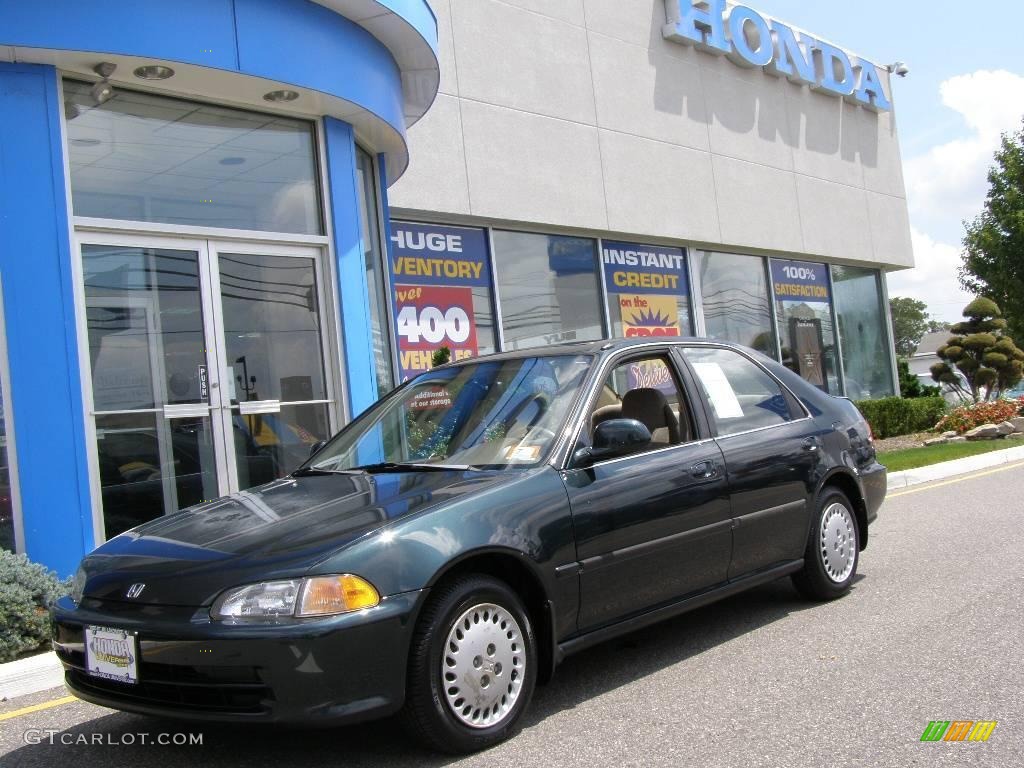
[770,259,831,303]
[389,223,491,381]
[602,241,688,337]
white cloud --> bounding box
[886,227,973,322]
[904,70,1024,241]
[894,69,1024,322]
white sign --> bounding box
[692,362,745,420]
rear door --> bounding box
[676,346,820,579]
[564,350,732,632]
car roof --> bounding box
[447,337,747,364]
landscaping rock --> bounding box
[1010,417,1024,433]
[924,437,948,447]
[998,421,1016,436]
[948,436,967,443]
[965,424,1001,440]
[942,431,958,439]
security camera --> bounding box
[888,61,910,78]
[90,80,115,104]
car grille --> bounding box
[65,661,273,715]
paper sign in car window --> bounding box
[692,363,744,419]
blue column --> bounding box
[322,118,379,417]
[0,64,93,576]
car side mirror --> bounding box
[572,419,652,467]
[308,440,327,458]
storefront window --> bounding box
[832,265,896,399]
[697,251,777,357]
[492,231,604,349]
[64,81,322,235]
[356,151,395,397]
[602,241,693,338]
[771,259,840,394]
[388,223,496,382]
[0,357,15,553]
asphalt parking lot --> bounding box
[3,463,1021,768]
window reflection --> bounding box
[0,374,14,552]
[698,251,777,357]
[64,81,321,235]
[832,265,896,399]
[492,231,604,349]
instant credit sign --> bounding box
[770,260,831,304]
[602,241,688,296]
[389,223,491,381]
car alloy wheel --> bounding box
[820,502,856,583]
[792,487,860,600]
[441,602,525,728]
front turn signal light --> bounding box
[297,574,380,617]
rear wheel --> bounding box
[792,488,859,600]
[401,574,536,754]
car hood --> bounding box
[79,468,523,607]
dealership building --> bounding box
[0,0,913,575]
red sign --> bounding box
[394,284,479,381]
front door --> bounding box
[564,352,732,632]
[79,235,339,540]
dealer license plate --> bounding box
[84,626,138,684]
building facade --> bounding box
[0,0,912,575]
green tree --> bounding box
[431,346,451,367]
[897,358,939,399]
[889,297,930,357]
[961,118,1024,342]
[927,320,952,334]
[931,297,1024,402]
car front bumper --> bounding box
[51,590,425,725]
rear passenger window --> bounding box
[682,348,793,436]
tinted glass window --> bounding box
[697,251,776,357]
[588,356,693,447]
[356,150,394,397]
[492,231,604,349]
[683,347,793,435]
[771,259,840,394]
[832,265,896,399]
[65,81,321,234]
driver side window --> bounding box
[588,356,694,449]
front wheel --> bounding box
[792,489,860,600]
[401,575,537,754]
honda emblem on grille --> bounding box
[125,583,146,599]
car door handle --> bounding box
[691,461,717,479]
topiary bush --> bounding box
[934,399,1021,435]
[854,396,948,439]
[0,551,70,663]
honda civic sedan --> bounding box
[53,339,885,753]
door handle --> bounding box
[691,461,717,479]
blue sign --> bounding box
[388,222,491,288]
[602,241,689,297]
[662,0,891,112]
[771,260,831,304]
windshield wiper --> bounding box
[352,462,475,473]
[292,466,365,477]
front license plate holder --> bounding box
[84,626,139,684]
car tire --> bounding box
[401,574,537,754]
[792,488,860,600]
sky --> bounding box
[747,0,1024,322]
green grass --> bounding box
[878,438,1021,472]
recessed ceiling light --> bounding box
[219,157,246,166]
[264,89,300,103]
[134,65,175,81]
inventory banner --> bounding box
[771,260,830,303]
[388,223,491,381]
[602,241,688,296]
[619,294,681,337]
[394,285,479,380]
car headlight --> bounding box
[70,566,86,605]
[211,575,379,621]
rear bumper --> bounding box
[52,590,424,725]
[860,460,887,526]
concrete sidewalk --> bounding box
[886,442,1024,491]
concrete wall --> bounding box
[389,0,914,270]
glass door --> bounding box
[79,235,337,541]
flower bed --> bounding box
[934,398,1024,435]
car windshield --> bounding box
[305,355,594,471]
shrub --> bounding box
[935,399,1021,435]
[0,551,70,663]
[854,396,948,439]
